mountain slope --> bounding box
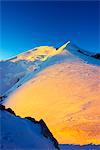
[0,42,100,101]
[4,43,100,145]
[0,42,70,99]
[0,105,59,150]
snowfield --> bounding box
[0,42,70,98]
[0,42,100,147]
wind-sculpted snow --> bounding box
[1,42,100,145]
[5,45,100,145]
[0,42,70,98]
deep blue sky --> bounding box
[1,1,100,60]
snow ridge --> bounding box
[0,42,99,103]
[0,105,59,150]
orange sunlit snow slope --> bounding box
[5,50,100,144]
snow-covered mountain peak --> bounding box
[0,41,70,97]
[8,41,70,62]
[1,41,100,145]
[0,41,99,99]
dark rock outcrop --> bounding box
[0,104,16,115]
[92,53,100,59]
[0,104,5,110]
[77,49,89,56]
[25,117,38,124]
[77,49,100,60]
[6,108,16,115]
[39,119,60,150]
